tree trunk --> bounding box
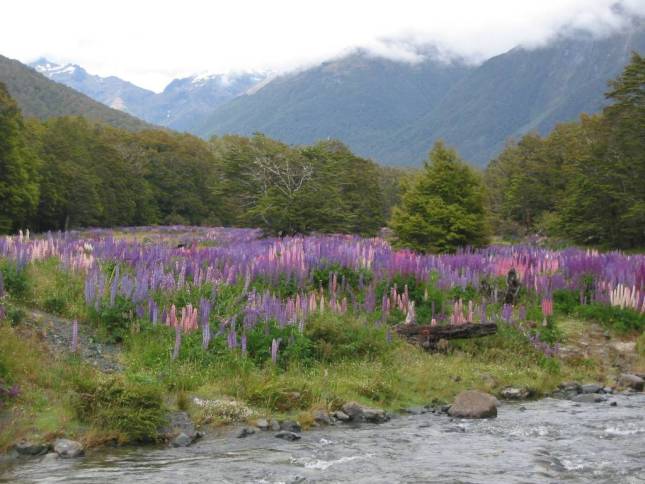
[395,322,498,350]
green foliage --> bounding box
[304,313,394,362]
[0,82,39,233]
[88,296,135,343]
[390,141,489,253]
[0,260,30,299]
[574,303,644,333]
[73,376,166,442]
[486,54,645,248]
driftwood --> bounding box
[395,322,498,350]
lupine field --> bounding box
[1,226,643,366]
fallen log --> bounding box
[395,322,498,350]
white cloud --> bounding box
[2,0,643,91]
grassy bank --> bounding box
[1,238,644,452]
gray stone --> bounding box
[559,382,582,394]
[603,387,613,394]
[237,427,256,438]
[619,374,644,391]
[581,384,603,394]
[401,406,427,415]
[448,390,497,419]
[341,401,389,423]
[15,441,49,456]
[171,433,193,447]
[53,439,84,458]
[572,393,606,403]
[279,420,301,432]
[159,411,198,441]
[332,410,350,421]
[40,453,58,463]
[610,401,618,407]
[255,418,270,431]
[500,387,531,400]
[313,409,332,425]
[275,431,301,441]
[270,419,281,431]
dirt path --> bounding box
[22,309,123,373]
[558,318,641,376]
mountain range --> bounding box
[2,19,643,166]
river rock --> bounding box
[572,393,606,403]
[270,419,281,431]
[279,420,301,432]
[54,439,84,458]
[237,427,256,438]
[275,431,301,441]
[171,433,193,447]
[15,441,49,456]
[448,390,497,419]
[581,384,604,394]
[160,411,201,446]
[255,418,270,431]
[401,406,428,415]
[341,401,389,423]
[500,387,531,400]
[313,409,332,425]
[332,410,350,422]
[619,374,644,391]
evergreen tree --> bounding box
[390,141,488,253]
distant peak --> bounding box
[30,58,79,76]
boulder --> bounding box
[580,384,603,394]
[15,441,49,456]
[279,420,301,432]
[171,433,192,447]
[255,418,270,431]
[237,427,256,438]
[270,419,281,431]
[500,387,531,400]
[159,411,201,446]
[275,431,301,441]
[53,439,84,458]
[448,390,497,419]
[313,409,332,425]
[332,410,350,422]
[341,401,389,423]
[619,374,644,391]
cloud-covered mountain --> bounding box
[198,21,644,165]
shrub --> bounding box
[73,376,166,442]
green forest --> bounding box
[1,53,643,250]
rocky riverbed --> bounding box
[2,392,643,483]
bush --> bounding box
[73,376,166,442]
[574,303,644,333]
[305,313,393,362]
[0,261,29,299]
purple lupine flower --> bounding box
[172,325,182,360]
[71,320,79,353]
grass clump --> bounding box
[73,376,166,443]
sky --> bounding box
[3,0,644,92]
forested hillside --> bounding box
[0,55,153,131]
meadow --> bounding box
[1,226,643,449]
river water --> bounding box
[2,394,644,483]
